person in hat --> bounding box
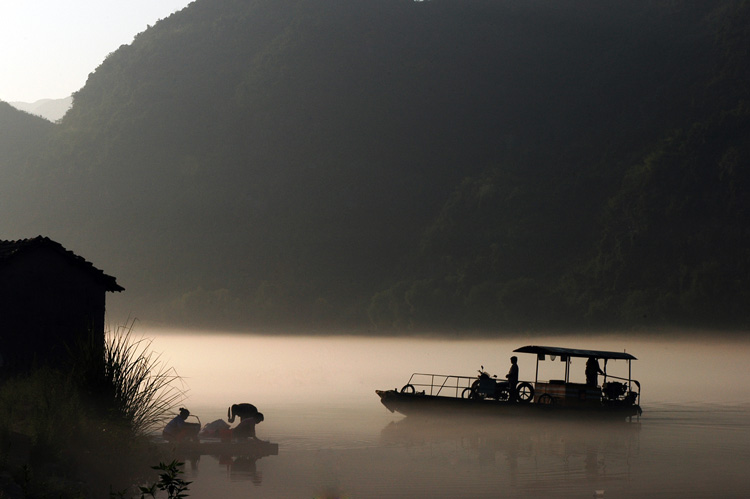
[163,407,200,442]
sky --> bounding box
[0,0,194,103]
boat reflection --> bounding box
[380,415,640,485]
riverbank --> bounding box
[0,368,165,497]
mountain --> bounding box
[9,97,73,122]
[0,101,55,196]
[1,0,748,333]
[0,101,54,152]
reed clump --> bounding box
[72,321,186,437]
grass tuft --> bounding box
[101,321,187,436]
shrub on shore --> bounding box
[0,322,187,498]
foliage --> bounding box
[578,102,750,328]
[0,367,148,498]
[138,460,192,499]
[2,0,750,332]
[111,460,192,499]
[0,368,84,458]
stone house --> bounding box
[0,236,123,371]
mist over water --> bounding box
[143,330,750,497]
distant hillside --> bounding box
[9,97,73,122]
[1,0,748,333]
[0,101,54,149]
[0,102,55,197]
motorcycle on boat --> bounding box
[462,366,534,402]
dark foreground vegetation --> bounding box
[0,327,184,498]
[1,0,749,333]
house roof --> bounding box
[0,236,124,292]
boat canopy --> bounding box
[514,345,637,361]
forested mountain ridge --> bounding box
[0,103,55,220]
[2,0,748,333]
[374,0,750,332]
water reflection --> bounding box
[177,452,272,490]
[380,415,640,488]
[218,455,263,484]
[163,442,277,486]
[143,331,750,497]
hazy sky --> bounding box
[0,0,194,103]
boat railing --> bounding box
[403,372,478,398]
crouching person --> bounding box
[228,403,265,441]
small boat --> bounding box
[376,345,642,421]
[155,437,279,459]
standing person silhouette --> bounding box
[586,357,604,387]
[506,356,519,400]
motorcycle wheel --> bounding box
[497,388,510,401]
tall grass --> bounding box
[74,320,187,437]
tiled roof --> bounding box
[0,236,124,292]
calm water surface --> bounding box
[143,330,750,498]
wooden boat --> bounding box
[376,345,642,421]
[155,438,279,458]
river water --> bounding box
[141,330,750,498]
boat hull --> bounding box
[376,389,641,421]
